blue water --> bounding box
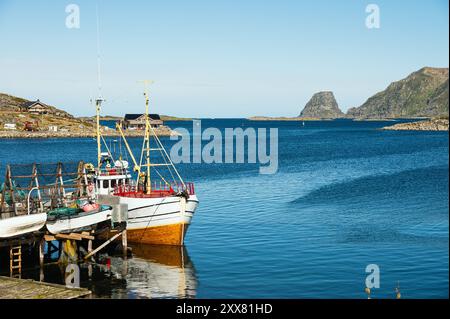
[0,119,448,298]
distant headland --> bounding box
[249,66,449,131]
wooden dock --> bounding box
[0,276,91,299]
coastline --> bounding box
[77,115,193,121]
[0,125,178,139]
[248,116,336,121]
[381,119,449,131]
[248,116,436,122]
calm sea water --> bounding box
[0,119,448,298]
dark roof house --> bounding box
[24,99,52,114]
[123,113,163,129]
[124,114,161,120]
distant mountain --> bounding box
[299,91,344,119]
[347,67,449,119]
[0,92,73,118]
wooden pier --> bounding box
[0,276,91,299]
[0,161,130,297]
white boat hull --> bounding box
[117,195,199,245]
[46,208,113,235]
[0,213,47,238]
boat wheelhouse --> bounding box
[92,153,133,196]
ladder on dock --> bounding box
[9,245,22,278]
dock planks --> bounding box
[0,276,91,299]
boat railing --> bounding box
[114,182,195,197]
[96,167,129,176]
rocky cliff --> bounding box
[347,67,449,119]
[299,91,344,119]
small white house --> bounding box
[4,123,16,130]
[48,125,58,132]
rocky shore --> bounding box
[381,119,449,131]
[0,125,178,139]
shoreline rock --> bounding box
[381,119,449,131]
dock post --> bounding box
[87,237,93,279]
[88,239,93,254]
[88,263,93,279]
[122,229,127,258]
[39,238,45,269]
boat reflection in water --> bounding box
[90,244,197,299]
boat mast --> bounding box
[95,4,103,169]
[96,97,103,169]
[140,80,153,194]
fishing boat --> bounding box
[91,83,199,246]
[0,213,47,239]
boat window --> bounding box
[111,179,117,188]
[118,179,123,186]
[97,180,100,189]
[103,180,109,189]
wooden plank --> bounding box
[76,233,95,240]
[0,276,91,299]
[44,235,56,241]
[55,233,82,241]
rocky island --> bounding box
[299,91,344,119]
[249,91,344,121]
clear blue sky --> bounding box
[0,0,448,117]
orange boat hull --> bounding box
[126,223,190,246]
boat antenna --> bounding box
[95,3,104,169]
